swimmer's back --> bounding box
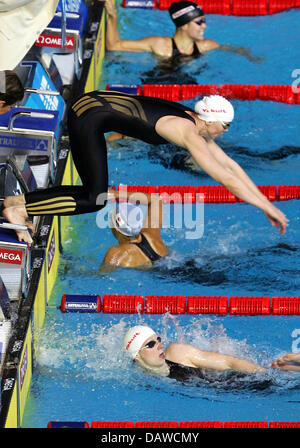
[70,90,195,144]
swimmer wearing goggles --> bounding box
[3,92,288,242]
[103,0,261,62]
[123,325,300,380]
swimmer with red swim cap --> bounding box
[102,0,261,61]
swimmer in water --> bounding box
[100,187,168,270]
[103,0,261,61]
[123,325,300,380]
[123,325,266,379]
[3,91,288,243]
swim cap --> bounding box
[123,325,156,359]
[110,202,144,237]
[194,95,234,123]
[169,1,204,27]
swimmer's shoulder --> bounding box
[165,342,200,366]
[149,36,173,57]
[102,244,152,267]
[197,39,220,53]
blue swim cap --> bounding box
[110,202,144,237]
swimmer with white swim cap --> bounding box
[100,188,168,270]
[4,90,288,240]
[123,326,300,380]
[123,325,266,378]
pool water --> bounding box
[22,7,300,427]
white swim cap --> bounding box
[123,325,156,359]
[194,95,234,124]
[110,202,144,237]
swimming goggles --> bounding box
[208,110,231,130]
[221,122,230,130]
[194,17,206,26]
[142,337,161,349]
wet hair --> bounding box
[0,70,24,106]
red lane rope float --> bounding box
[135,421,179,428]
[187,296,228,314]
[158,185,197,203]
[102,294,144,313]
[224,421,268,428]
[272,297,300,315]
[231,0,268,15]
[180,421,223,428]
[115,185,283,202]
[229,296,271,315]
[219,84,258,100]
[143,84,181,101]
[91,421,135,428]
[181,84,219,100]
[198,185,237,203]
[145,295,186,314]
[118,184,157,194]
[278,185,300,200]
[152,0,299,14]
[269,422,300,428]
[258,84,296,104]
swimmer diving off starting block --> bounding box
[2,88,288,245]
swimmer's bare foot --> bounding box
[3,194,25,208]
[3,205,33,245]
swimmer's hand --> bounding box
[271,353,300,371]
[264,205,289,235]
[100,0,117,18]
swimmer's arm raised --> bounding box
[104,0,167,54]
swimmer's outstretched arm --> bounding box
[206,140,288,234]
[156,117,288,234]
[218,44,263,63]
[166,343,265,373]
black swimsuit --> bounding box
[166,359,206,381]
[24,90,195,216]
[132,233,162,263]
[171,39,202,58]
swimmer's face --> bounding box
[136,334,166,368]
[184,16,206,40]
[197,119,230,140]
[206,121,229,139]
